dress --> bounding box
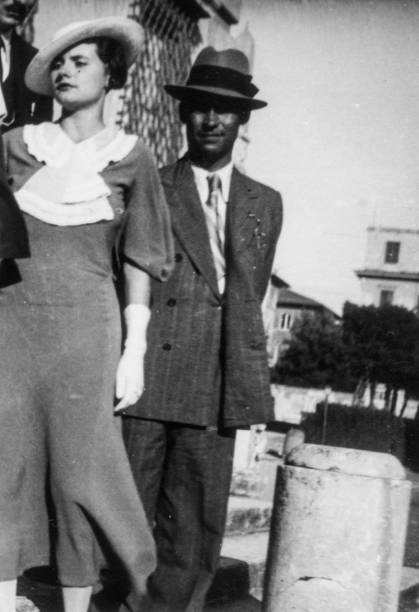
[0,122,173,592]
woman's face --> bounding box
[50,41,108,111]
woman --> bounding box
[0,17,173,612]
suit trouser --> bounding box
[122,417,236,612]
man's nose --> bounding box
[203,108,219,125]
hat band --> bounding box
[186,65,258,98]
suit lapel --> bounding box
[227,168,263,257]
[162,159,221,299]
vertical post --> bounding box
[321,386,332,445]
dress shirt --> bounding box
[1,34,11,80]
[191,161,233,293]
[0,33,11,122]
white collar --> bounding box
[1,34,10,48]
[23,121,138,171]
[191,161,234,203]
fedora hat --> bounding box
[25,17,144,96]
[165,46,267,110]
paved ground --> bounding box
[17,467,419,611]
[17,580,263,612]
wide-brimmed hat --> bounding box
[165,46,267,110]
[25,17,144,96]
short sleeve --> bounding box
[119,145,174,281]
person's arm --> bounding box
[114,262,151,412]
[114,142,173,411]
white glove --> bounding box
[115,303,150,412]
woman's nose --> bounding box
[54,61,72,80]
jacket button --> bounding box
[175,253,183,262]
[162,343,172,351]
[7,177,13,185]
[167,298,176,307]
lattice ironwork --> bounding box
[119,0,202,167]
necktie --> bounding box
[206,173,226,293]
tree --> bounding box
[342,302,419,410]
[272,310,354,391]
[272,302,419,411]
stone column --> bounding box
[263,444,411,612]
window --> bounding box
[380,290,394,307]
[279,313,292,330]
[385,241,400,264]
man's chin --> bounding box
[198,142,223,156]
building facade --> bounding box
[356,226,419,311]
[263,274,339,367]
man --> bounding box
[123,47,283,612]
[0,0,52,131]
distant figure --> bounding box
[0,0,52,131]
[123,47,283,611]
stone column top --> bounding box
[286,443,406,480]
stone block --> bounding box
[263,444,411,612]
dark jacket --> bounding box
[0,158,28,259]
[2,32,52,132]
[127,156,283,428]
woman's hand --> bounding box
[115,263,151,413]
[114,350,144,412]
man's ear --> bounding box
[239,110,251,125]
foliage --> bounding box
[342,302,419,410]
[273,302,419,407]
[272,310,354,391]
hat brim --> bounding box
[25,17,144,96]
[164,84,267,110]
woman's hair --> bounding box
[90,37,128,90]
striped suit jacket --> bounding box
[127,156,283,428]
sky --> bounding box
[231,0,419,313]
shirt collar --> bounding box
[1,32,11,51]
[191,161,234,202]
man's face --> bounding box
[181,97,249,170]
[0,0,36,31]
